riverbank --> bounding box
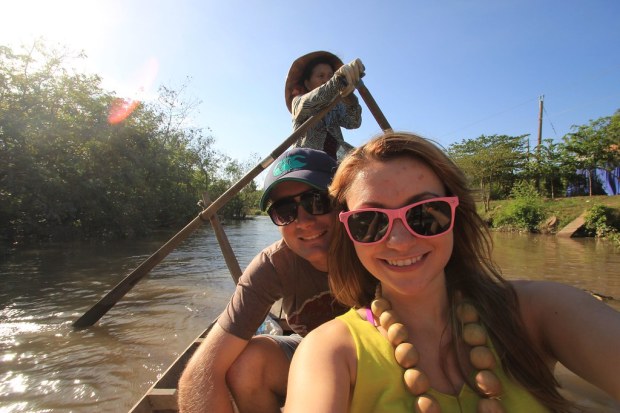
[481,195,620,236]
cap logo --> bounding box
[273,154,307,177]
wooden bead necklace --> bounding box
[369,285,505,413]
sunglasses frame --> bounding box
[339,196,459,245]
[267,189,332,226]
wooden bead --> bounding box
[371,298,391,316]
[379,309,398,329]
[463,323,487,346]
[404,368,430,395]
[475,370,503,397]
[387,322,408,346]
[477,398,505,413]
[373,290,506,412]
[415,394,441,413]
[470,346,496,370]
[456,302,479,323]
[394,342,419,368]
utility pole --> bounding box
[537,95,544,151]
[536,95,544,191]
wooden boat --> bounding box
[129,304,291,413]
[130,331,620,413]
[129,324,212,413]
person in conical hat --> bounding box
[285,50,364,160]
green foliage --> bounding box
[0,41,262,246]
[448,110,619,202]
[448,134,529,212]
[584,204,620,238]
[527,138,573,199]
[493,181,546,232]
[563,115,619,196]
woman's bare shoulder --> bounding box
[301,317,353,349]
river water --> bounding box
[0,216,618,412]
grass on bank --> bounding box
[483,195,620,229]
[480,194,620,247]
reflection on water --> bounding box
[492,232,620,310]
[0,219,618,412]
[0,217,281,413]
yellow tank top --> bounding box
[338,308,550,413]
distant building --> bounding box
[567,167,619,196]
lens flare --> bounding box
[107,57,159,124]
[107,98,140,124]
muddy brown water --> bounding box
[1,217,618,412]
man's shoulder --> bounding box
[260,238,287,253]
[258,238,294,261]
[253,239,319,275]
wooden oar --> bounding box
[72,93,344,329]
[201,192,242,283]
[356,79,392,132]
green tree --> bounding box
[604,110,620,187]
[493,181,546,232]
[448,134,529,211]
[530,139,573,199]
[0,41,229,245]
[563,115,618,196]
[212,154,262,219]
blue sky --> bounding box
[3,0,619,166]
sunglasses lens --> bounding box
[268,191,332,226]
[269,201,297,226]
[345,211,390,243]
[300,191,331,215]
[406,200,453,236]
[344,199,456,243]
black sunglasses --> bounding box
[267,190,332,226]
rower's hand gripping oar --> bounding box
[337,59,391,133]
[72,94,344,329]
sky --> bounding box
[3,0,619,170]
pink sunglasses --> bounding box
[339,197,459,245]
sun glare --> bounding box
[2,1,111,51]
[2,1,161,125]
[107,57,159,124]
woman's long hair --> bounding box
[328,132,572,412]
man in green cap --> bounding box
[179,148,346,413]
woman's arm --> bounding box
[515,280,620,400]
[284,319,357,412]
[291,76,342,122]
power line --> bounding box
[440,96,538,140]
[543,104,558,138]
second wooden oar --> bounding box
[201,192,242,283]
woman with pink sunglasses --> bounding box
[284,132,620,413]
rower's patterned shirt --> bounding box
[291,73,361,159]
